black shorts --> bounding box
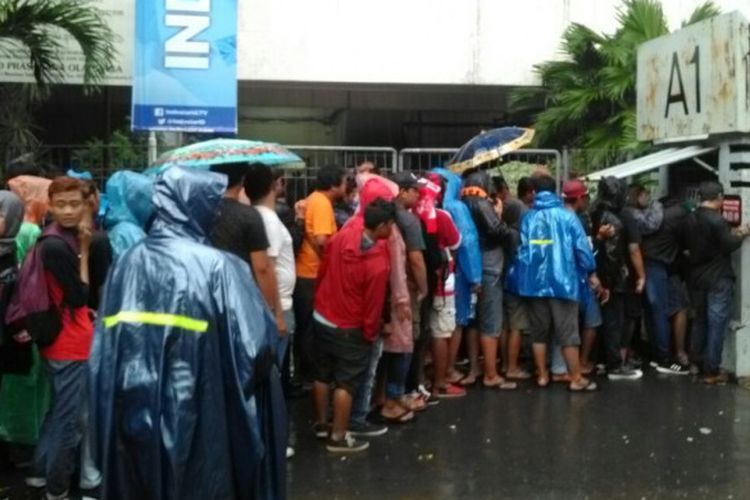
[526,298,580,347]
[312,320,371,394]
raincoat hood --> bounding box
[105,171,154,230]
[463,169,492,193]
[151,167,227,242]
[7,175,50,225]
[533,191,564,210]
[596,176,627,212]
[433,168,483,324]
[0,191,24,257]
[356,173,397,211]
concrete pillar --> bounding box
[719,137,750,377]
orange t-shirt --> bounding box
[296,191,337,279]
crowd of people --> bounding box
[0,156,745,498]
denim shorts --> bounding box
[478,271,503,337]
[579,287,603,329]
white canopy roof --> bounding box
[584,146,717,181]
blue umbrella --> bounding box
[145,138,305,175]
[447,127,535,174]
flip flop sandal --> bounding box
[380,409,415,425]
[399,396,427,413]
[506,370,532,380]
[536,377,550,388]
[458,373,480,387]
[568,380,598,392]
[482,379,518,391]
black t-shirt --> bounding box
[685,207,743,288]
[595,208,641,292]
[210,199,270,271]
[40,237,88,309]
[641,203,687,265]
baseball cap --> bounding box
[392,172,420,190]
[698,181,723,202]
[562,179,589,199]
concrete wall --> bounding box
[238,0,750,86]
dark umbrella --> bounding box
[447,127,535,174]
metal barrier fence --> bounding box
[285,145,398,202]
[398,148,458,175]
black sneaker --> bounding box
[418,386,441,406]
[326,433,370,453]
[607,366,643,381]
[349,421,388,437]
[655,360,689,375]
[312,422,330,439]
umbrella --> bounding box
[447,127,535,174]
[146,138,305,175]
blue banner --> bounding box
[132,0,237,133]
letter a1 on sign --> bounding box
[636,11,750,143]
[131,0,238,133]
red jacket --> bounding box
[314,217,390,342]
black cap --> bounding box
[698,181,724,202]
[392,171,420,190]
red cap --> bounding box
[562,179,589,199]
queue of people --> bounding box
[0,158,746,499]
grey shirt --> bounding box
[395,207,425,252]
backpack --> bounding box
[5,226,78,347]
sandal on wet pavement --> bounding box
[482,378,518,391]
[505,369,532,380]
[380,409,415,424]
[458,373,480,387]
[536,376,550,388]
[568,379,598,392]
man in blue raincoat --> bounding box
[510,175,602,392]
[104,170,154,259]
[433,168,482,383]
[89,167,286,500]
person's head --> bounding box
[48,177,90,228]
[517,176,535,206]
[243,163,275,205]
[492,175,510,201]
[357,161,380,175]
[392,172,421,208]
[698,181,724,210]
[562,179,590,212]
[532,175,557,194]
[272,169,286,199]
[363,198,396,240]
[316,166,347,200]
[211,163,246,190]
[597,176,627,212]
[629,184,650,209]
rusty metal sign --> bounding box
[637,11,750,143]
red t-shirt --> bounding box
[434,209,461,298]
[40,272,94,361]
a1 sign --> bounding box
[722,195,742,227]
[636,11,750,142]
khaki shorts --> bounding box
[430,295,456,339]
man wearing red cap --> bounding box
[562,179,608,375]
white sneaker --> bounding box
[286,446,295,459]
[25,476,46,488]
[45,491,69,500]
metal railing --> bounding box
[398,148,458,175]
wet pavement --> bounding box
[2,371,749,499]
[287,372,750,499]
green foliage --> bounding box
[71,129,152,178]
[511,0,721,168]
[0,0,116,93]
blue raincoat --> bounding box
[433,168,482,325]
[510,191,595,302]
[89,167,286,500]
[104,171,154,259]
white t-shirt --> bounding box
[257,205,296,311]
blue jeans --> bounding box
[383,352,413,400]
[690,278,734,375]
[32,360,90,496]
[645,260,671,362]
[351,337,383,426]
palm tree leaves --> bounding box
[0,0,116,92]
[511,0,720,166]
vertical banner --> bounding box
[132,0,237,133]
